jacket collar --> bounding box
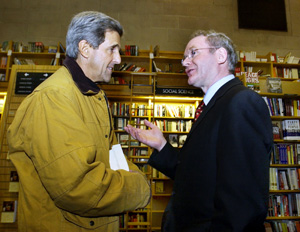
[63,56,100,95]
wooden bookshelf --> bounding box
[1,46,300,231]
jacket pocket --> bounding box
[61,209,118,229]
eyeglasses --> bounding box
[181,47,216,65]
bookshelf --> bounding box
[1,46,300,231]
[101,49,203,231]
[238,53,300,231]
[0,65,59,232]
[0,40,64,85]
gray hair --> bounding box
[190,30,237,74]
[66,11,123,58]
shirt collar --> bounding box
[203,74,235,105]
[63,56,100,95]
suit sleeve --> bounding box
[211,90,273,230]
[148,142,179,180]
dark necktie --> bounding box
[194,100,205,122]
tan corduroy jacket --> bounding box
[7,66,150,232]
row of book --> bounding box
[273,67,299,79]
[129,158,149,163]
[9,41,45,53]
[119,212,148,229]
[237,50,260,62]
[265,220,300,232]
[114,117,129,130]
[271,143,300,165]
[14,57,35,65]
[123,45,139,56]
[264,97,300,117]
[154,119,192,132]
[114,117,149,131]
[111,101,198,119]
[117,133,147,147]
[131,103,150,117]
[268,194,300,217]
[111,102,152,117]
[236,50,300,64]
[111,102,130,117]
[154,104,196,118]
[272,120,300,141]
[128,213,147,228]
[281,52,300,64]
[269,168,300,191]
[127,147,148,157]
[108,76,127,85]
[114,62,146,72]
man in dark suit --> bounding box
[125,30,273,232]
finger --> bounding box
[135,130,144,143]
[130,129,138,140]
[144,119,155,129]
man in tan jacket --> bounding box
[7,11,150,232]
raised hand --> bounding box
[124,120,167,152]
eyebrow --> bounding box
[110,44,120,50]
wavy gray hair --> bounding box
[66,11,123,59]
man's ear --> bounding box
[216,47,227,65]
[78,40,90,58]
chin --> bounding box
[101,75,111,83]
[187,78,194,86]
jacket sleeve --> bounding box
[8,88,151,217]
[148,142,179,180]
[211,90,273,230]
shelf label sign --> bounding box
[15,72,53,95]
[155,87,203,96]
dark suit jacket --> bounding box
[148,77,273,232]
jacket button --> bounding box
[90,221,95,226]
[105,135,108,138]
[98,97,101,100]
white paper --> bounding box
[109,144,129,171]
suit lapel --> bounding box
[186,77,242,141]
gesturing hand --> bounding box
[124,120,167,152]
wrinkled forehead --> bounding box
[184,35,208,54]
